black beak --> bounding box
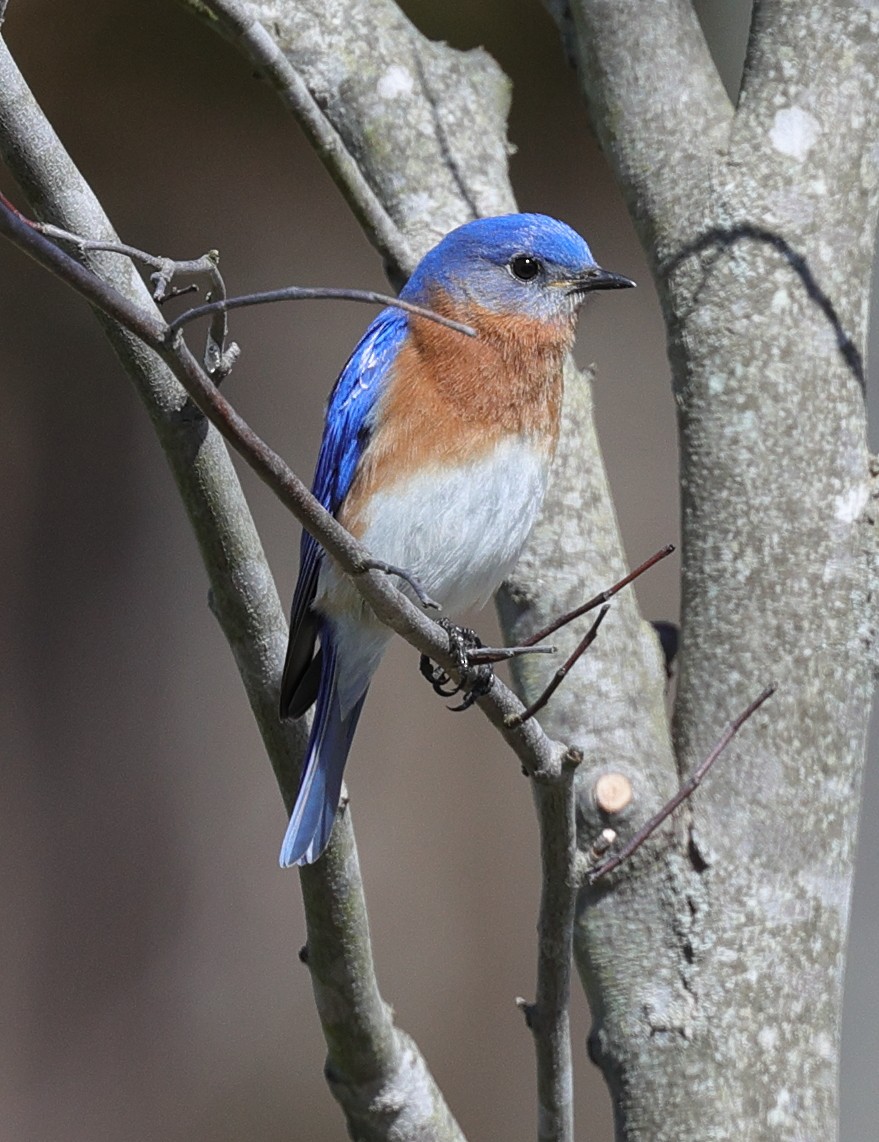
[572,266,636,293]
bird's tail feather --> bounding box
[279,640,367,867]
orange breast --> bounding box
[338,290,572,537]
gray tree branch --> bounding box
[527,752,581,1142]
[182,0,516,278]
[550,0,733,261]
[178,0,414,274]
[552,2,879,1137]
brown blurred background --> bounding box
[0,2,876,1139]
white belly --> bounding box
[314,436,551,715]
[356,436,550,612]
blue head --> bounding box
[400,213,633,322]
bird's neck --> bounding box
[336,296,572,539]
[403,291,573,443]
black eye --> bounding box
[509,255,542,282]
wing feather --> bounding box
[279,308,408,717]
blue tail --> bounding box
[279,639,367,867]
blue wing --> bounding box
[279,306,409,717]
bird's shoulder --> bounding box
[313,306,409,515]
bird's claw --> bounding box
[419,618,495,711]
[361,558,440,609]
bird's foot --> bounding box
[419,618,495,711]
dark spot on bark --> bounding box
[688,833,709,873]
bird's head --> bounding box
[401,213,634,325]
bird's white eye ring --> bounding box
[508,255,542,282]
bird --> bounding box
[278,213,634,866]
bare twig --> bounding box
[521,544,674,648]
[34,222,221,298]
[35,217,476,365]
[588,684,778,881]
[466,643,557,664]
[507,605,611,728]
[34,222,239,378]
[167,285,476,338]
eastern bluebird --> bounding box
[278,213,633,866]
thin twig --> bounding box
[467,643,557,664]
[521,545,674,647]
[166,286,476,338]
[507,605,611,728]
[589,683,778,881]
[37,220,476,364]
[37,225,222,301]
[35,221,238,378]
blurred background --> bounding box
[0,2,876,1139]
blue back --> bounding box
[283,306,408,700]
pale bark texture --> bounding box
[554,3,879,1138]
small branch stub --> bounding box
[589,829,618,863]
[516,996,537,1030]
[563,745,584,772]
[593,772,633,815]
[575,830,618,885]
